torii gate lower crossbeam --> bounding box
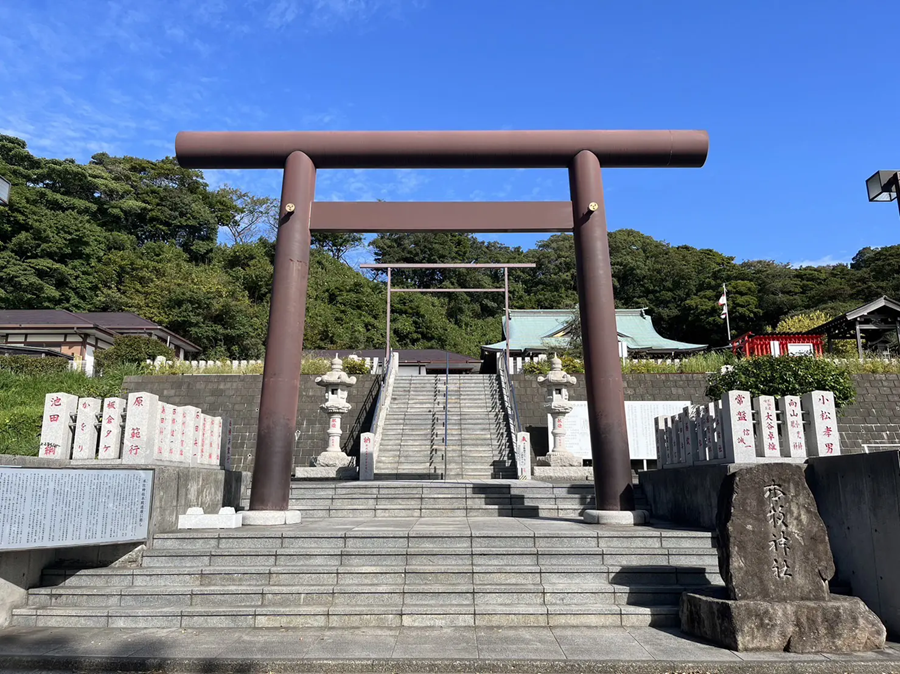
[175,129,709,521]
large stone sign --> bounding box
[717,462,833,602]
[681,463,886,652]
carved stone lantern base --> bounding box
[314,450,352,468]
[535,449,582,467]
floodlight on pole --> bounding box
[866,170,900,217]
[0,175,10,206]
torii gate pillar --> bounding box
[570,151,634,513]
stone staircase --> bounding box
[244,480,651,519]
[376,375,515,480]
[12,516,718,628]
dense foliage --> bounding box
[95,336,176,373]
[0,355,71,376]
[706,356,856,407]
[2,135,900,359]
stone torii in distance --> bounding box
[175,129,710,524]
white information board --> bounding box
[0,468,153,551]
[548,401,690,461]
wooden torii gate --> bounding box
[175,129,709,519]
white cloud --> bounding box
[789,255,850,269]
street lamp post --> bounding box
[0,175,10,206]
[866,170,900,217]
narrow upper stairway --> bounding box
[376,375,515,480]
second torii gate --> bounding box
[175,129,709,522]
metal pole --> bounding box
[249,151,316,512]
[386,268,392,364]
[504,267,510,373]
[569,150,634,512]
[856,319,864,360]
[724,284,732,342]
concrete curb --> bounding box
[1,655,899,674]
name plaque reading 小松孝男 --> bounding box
[0,467,153,551]
[548,401,691,461]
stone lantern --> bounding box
[535,355,582,467]
[314,356,357,468]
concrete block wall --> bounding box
[123,375,381,473]
[510,372,900,457]
[841,374,900,451]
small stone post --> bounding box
[535,355,581,467]
[314,356,357,468]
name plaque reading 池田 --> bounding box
[548,401,690,461]
[0,467,153,551]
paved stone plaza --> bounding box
[1,626,899,671]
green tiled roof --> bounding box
[483,309,706,353]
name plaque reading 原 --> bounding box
[548,401,690,461]
[0,468,153,551]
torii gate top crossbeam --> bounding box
[176,129,709,169]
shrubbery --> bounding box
[706,356,855,407]
[95,336,175,373]
[0,355,71,376]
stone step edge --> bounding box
[28,582,723,596]
[43,564,720,579]
[12,603,681,618]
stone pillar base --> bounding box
[582,509,649,525]
[681,589,886,652]
[242,510,302,526]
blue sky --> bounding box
[1,0,898,266]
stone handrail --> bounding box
[369,351,399,467]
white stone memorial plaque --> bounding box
[99,398,125,461]
[779,395,806,458]
[753,395,781,458]
[0,467,152,551]
[71,397,101,461]
[220,418,233,470]
[548,401,690,461]
[181,406,201,465]
[123,392,159,464]
[721,390,755,462]
[359,432,375,481]
[802,390,841,457]
[155,401,173,462]
[39,392,78,460]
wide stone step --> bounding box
[138,547,717,569]
[10,602,681,628]
[26,582,698,610]
[42,564,720,590]
[150,529,715,551]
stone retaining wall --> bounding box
[121,372,898,471]
[123,375,381,473]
